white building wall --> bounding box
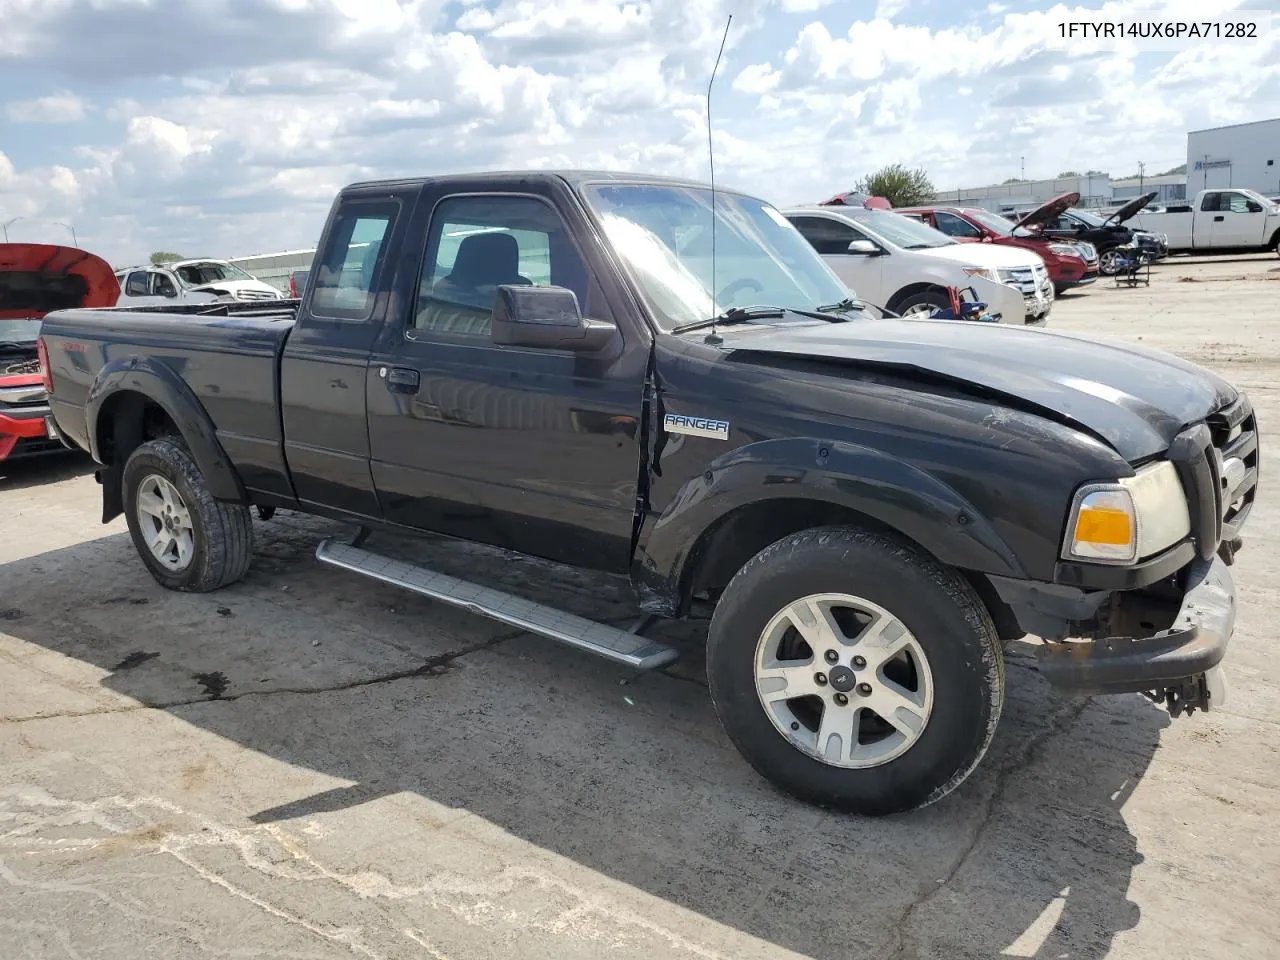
[931,174,1113,213]
[226,248,316,293]
[1186,118,1280,197]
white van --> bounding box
[783,205,1054,325]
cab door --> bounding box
[279,190,413,517]
[364,177,651,572]
[1213,191,1267,247]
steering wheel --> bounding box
[718,278,763,304]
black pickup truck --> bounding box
[39,170,1258,816]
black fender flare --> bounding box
[634,437,1027,609]
[86,355,247,503]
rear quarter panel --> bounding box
[41,308,293,497]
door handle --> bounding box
[1213,215,1225,221]
[383,366,420,393]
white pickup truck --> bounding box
[1127,188,1280,255]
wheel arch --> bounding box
[885,282,949,315]
[633,437,1028,626]
[87,356,247,522]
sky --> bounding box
[1,0,1277,266]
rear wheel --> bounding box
[706,526,1004,815]
[122,437,253,592]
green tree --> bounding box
[149,251,183,265]
[853,164,935,207]
[1057,170,1081,177]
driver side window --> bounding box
[934,212,983,239]
[790,216,861,255]
[414,195,590,338]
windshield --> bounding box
[580,183,851,331]
[967,210,1016,236]
[847,210,955,249]
[174,261,256,286]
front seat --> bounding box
[419,232,531,336]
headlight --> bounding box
[962,266,998,282]
[1047,243,1080,257]
[1062,461,1190,564]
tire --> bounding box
[893,289,950,318]
[1097,249,1121,275]
[706,525,1004,816]
[122,436,253,592]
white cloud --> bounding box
[0,0,1278,261]
[5,92,87,123]
[874,0,910,20]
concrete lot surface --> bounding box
[2,255,1278,960]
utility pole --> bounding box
[52,221,78,245]
[2,216,21,242]
[1020,156,1025,180]
[1138,161,1145,192]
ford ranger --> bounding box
[38,171,1258,816]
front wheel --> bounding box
[1098,249,1121,275]
[894,289,950,318]
[706,526,1004,815]
[122,437,254,592]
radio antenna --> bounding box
[704,13,732,346]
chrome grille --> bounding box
[1168,392,1259,560]
[1206,393,1259,535]
[1001,263,1052,301]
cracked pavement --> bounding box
[3,255,1280,959]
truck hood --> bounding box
[188,279,281,297]
[1103,192,1158,226]
[1013,192,1081,231]
[717,318,1235,461]
[921,242,1044,269]
[0,243,120,320]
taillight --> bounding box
[36,336,53,394]
[288,275,298,297]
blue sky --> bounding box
[1,0,1276,266]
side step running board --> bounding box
[314,538,679,672]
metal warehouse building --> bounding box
[225,248,316,294]
[1186,118,1280,197]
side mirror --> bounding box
[161,286,178,298]
[490,284,616,352]
[846,239,880,256]
[1246,201,1263,213]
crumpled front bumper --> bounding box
[1036,555,1235,701]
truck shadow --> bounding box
[2,519,1167,960]
[0,450,93,490]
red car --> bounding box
[897,192,1100,295]
[1,243,119,464]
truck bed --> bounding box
[39,301,298,495]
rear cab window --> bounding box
[311,200,399,320]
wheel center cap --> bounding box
[828,665,856,692]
